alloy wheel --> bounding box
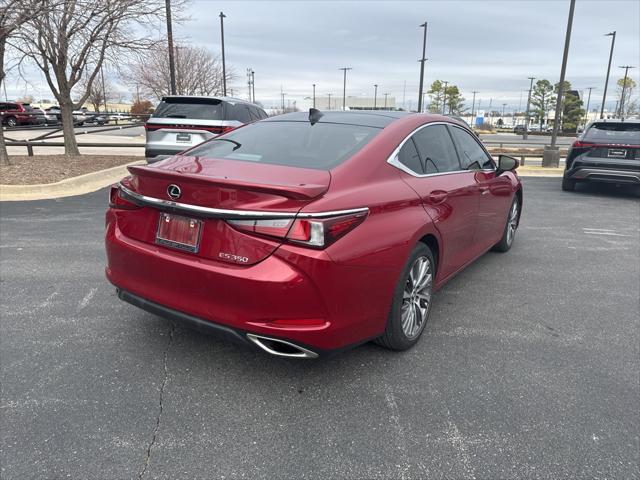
[401,256,432,339]
[506,200,519,246]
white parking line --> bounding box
[77,287,98,311]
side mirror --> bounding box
[496,155,519,175]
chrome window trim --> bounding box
[118,183,368,220]
[386,121,495,178]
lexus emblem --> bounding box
[167,184,182,200]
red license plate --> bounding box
[156,213,202,253]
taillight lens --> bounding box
[572,140,595,148]
[144,123,236,134]
[228,211,368,248]
[108,185,140,209]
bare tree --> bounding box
[126,42,233,101]
[11,0,179,156]
[81,75,113,112]
[16,94,35,103]
[617,76,637,117]
[1,0,54,164]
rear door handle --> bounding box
[426,191,448,205]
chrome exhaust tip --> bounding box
[246,334,319,359]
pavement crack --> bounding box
[138,323,175,480]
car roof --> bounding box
[589,118,640,124]
[160,95,263,108]
[264,110,414,128]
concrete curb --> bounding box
[517,167,563,178]
[0,160,144,201]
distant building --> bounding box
[315,96,397,111]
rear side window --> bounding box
[449,126,494,169]
[584,122,640,145]
[228,104,252,123]
[152,98,224,120]
[186,121,381,170]
[397,139,423,174]
[412,124,461,174]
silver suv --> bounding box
[145,96,268,162]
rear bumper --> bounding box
[105,215,393,352]
[566,167,640,184]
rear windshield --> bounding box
[186,121,381,170]
[584,122,640,144]
[152,98,224,120]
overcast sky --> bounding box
[4,0,639,112]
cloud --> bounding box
[4,0,639,112]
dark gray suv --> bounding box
[145,96,268,162]
[562,119,640,191]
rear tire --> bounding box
[375,243,434,351]
[562,175,576,191]
[5,116,17,127]
[493,196,520,253]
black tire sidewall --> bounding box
[493,196,520,252]
[384,243,435,350]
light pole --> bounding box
[618,65,635,118]
[251,70,255,102]
[165,0,176,95]
[545,0,576,168]
[583,87,594,127]
[339,67,352,111]
[417,22,428,113]
[373,84,378,110]
[219,12,227,96]
[246,68,252,101]
[327,93,332,110]
[384,93,389,109]
[312,84,316,108]
[502,103,507,123]
[441,81,448,115]
[600,31,616,118]
[471,91,478,127]
[523,77,535,140]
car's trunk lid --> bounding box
[118,155,331,265]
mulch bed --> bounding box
[0,155,142,185]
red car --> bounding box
[0,102,39,127]
[105,111,522,358]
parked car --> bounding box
[35,107,59,125]
[144,95,268,162]
[31,107,48,125]
[45,106,62,124]
[43,106,86,126]
[71,109,88,126]
[513,124,527,134]
[562,119,640,191]
[84,112,109,125]
[0,102,39,127]
[106,110,522,358]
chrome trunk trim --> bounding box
[118,184,368,220]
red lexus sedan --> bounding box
[105,111,522,358]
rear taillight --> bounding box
[228,211,368,249]
[108,185,140,210]
[144,123,236,134]
[571,140,595,148]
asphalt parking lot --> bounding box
[1,178,638,479]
